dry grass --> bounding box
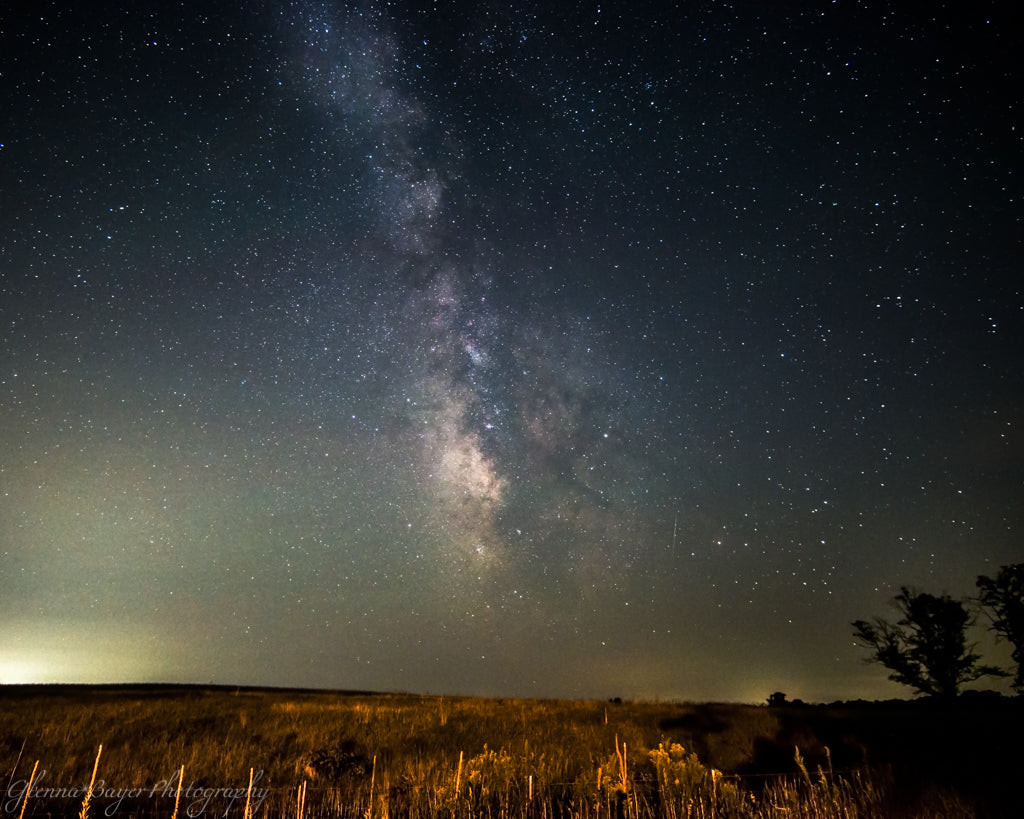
[0,685,1016,818]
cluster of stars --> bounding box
[0,1,1019,701]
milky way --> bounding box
[0,1,1020,701]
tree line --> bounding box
[852,563,1023,700]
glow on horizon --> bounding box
[0,658,51,685]
[0,620,169,685]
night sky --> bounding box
[1,1,1020,703]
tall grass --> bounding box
[0,686,1006,818]
[15,759,37,819]
[78,744,101,819]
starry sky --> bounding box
[1,1,1020,703]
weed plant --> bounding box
[0,686,1011,818]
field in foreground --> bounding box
[0,685,1020,818]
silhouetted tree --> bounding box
[852,586,1004,700]
[977,563,1024,692]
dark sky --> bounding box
[1,0,1020,702]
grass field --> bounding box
[0,685,1020,818]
